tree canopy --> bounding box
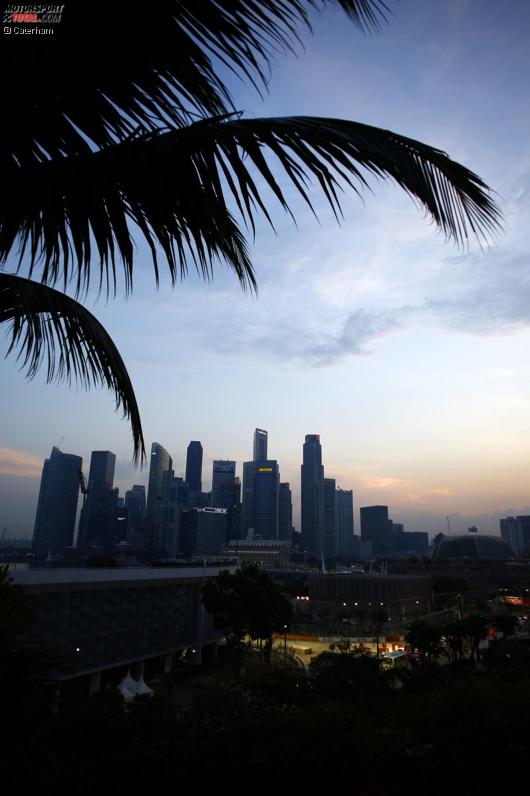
[202,565,292,674]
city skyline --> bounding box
[2,1,530,538]
[10,427,530,543]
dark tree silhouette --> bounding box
[201,565,292,677]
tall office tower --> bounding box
[360,505,394,555]
[80,450,123,550]
[125,485,146,547]
[212,473,241,542]
[88,450,115,493]
[145,442,172,550]
[215,473,241,510]
[242,460,255,535]
[181,507,228,557]
[253,428,268,461]
[32,446,82,557]
[278,482,293,542]
[323,477,337,559]
[155,471,190,557]
[253,461,279,540]
[301,434,325,559]
[335,488,355,558]
[211,460,236,507]
[185,441,203,493]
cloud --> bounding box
[432,488,452,496]
[0,447,42,478]
[362,477,403,489]
[132,168,530,370]
[253,249,530,365]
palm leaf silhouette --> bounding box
[0,0,501,460]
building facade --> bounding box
[32,446,82,556]
[253,460,279,540]
[145,442,172,551]
[156,471,190,557]
[278,482,293,542]
[80,450,120,550]
[253,428,268,461]
[181,507,228,557]
[185,441,203,493]
[124,485,146,548]
[323,477,337,559]
[301,434,324,559]
[360,505,394,556]
[336,488,355,558]
[11,565,235,688]
[211,460,236,507]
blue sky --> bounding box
[2,0,530,538]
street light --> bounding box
[283,624,288,664]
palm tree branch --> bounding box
[0,116,500,296]
[0,1,389,171]
[0,273,146,464]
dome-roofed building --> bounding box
[432,534,515,562]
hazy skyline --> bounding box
[2,0,530,538]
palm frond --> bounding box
[0,1,388,169]
[0,274,145,464]
[0,116,500,295]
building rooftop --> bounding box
[9,564,236,588]
[432,534,515,562]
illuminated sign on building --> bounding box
[258,467,273,472]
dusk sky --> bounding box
[2,0,530,538]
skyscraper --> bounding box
[181,507,228,557]
[253,428,268,461]
[87,450,115,493]
[323,477,337,558]
[80,450,122,550]
[278,482,293,542]
[156,471,190,557]
[211,460,236,507]
[242,460,255,535]
[185,441,203,493]
[32,446,82,556]
[253,461,279,540]
[360,505,394,555]
[301,434,324,559]
[145,442,172,550]
[336,488,355,558]
[125,485,146,547]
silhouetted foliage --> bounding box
[5,636,530,792]
[201,565,292,677]
[406,621,443,665]
[460,615,489,660]
[0,0,501,460]
[309,649,390,703]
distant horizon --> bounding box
[2,431,529,541]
